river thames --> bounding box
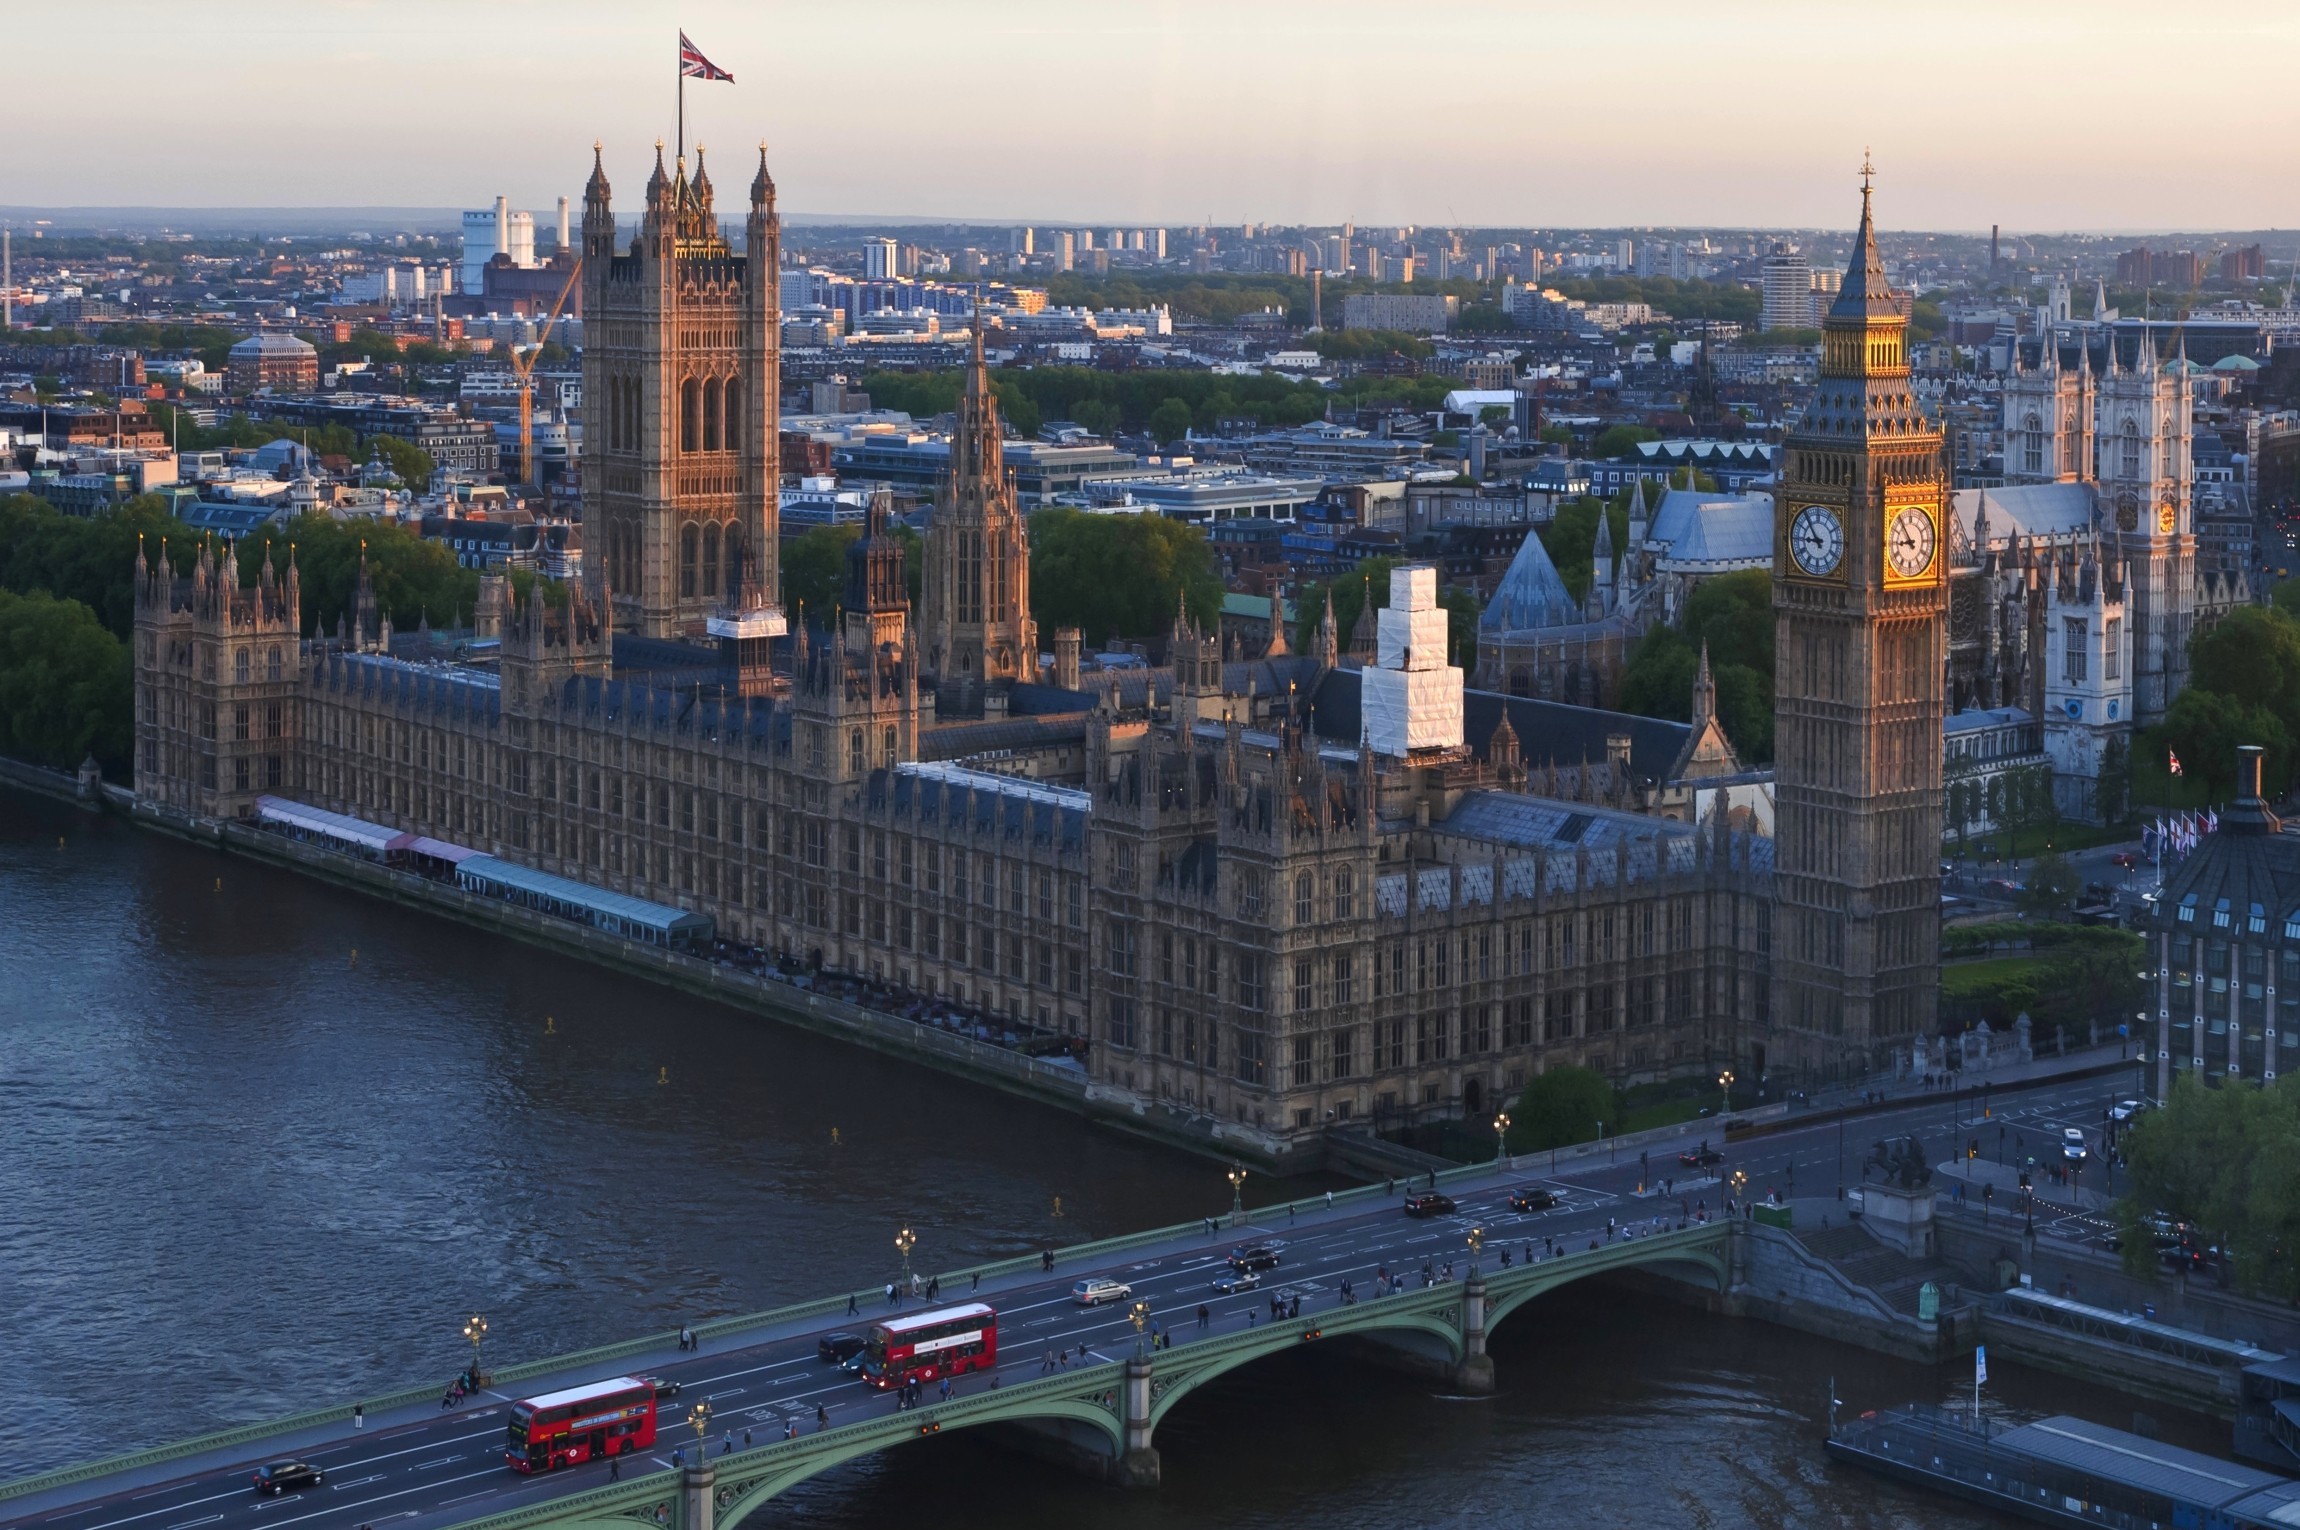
[0,790,2224,1526]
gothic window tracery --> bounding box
[679,523,699,598]
[681,378,701,453]
[702,378,723,451]
[701,522,721,601]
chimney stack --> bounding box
[494,195,510,260]
[557,196,570,253]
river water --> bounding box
[0,790,2230,1526]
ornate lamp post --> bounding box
[1466,1225,1485,1276]
[687,1400,712,1458]
[1729,1168,1747,1210]
[895,1227,917,1295]
[462,1314,488,1383]
[1718,1068,1735,1116]
[1492,1112,1512,1169]
[1227,1164,1247,1228]
[1129,1299,1151,1358]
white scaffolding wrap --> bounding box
[1361,563,1464,756]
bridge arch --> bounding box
[1144,1311,1463,1433]
[1483,1240,1731,1337]
[712,1395,1126,1527]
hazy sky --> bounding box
[9,1,2298,231]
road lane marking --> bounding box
[438,1490,497,1506]
[408,1457,462,1472]
[703,1389,745,1400]
[326,1477,384,1493]
[245,1468,504,1530]
[79,1485,257,1530]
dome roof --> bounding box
[229,331,317,359]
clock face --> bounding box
[1887,506,1937,579]
[1790,505,1844,577]
[2158,501,2176,534]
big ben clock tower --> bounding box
[1770,162,1946,1081]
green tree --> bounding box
[1538,493,1631,605]
[368,434,435,489]
[1148,397,1194,445]
[2020,848,2080,919]
[2151,687,2289,803]
[1027,509,1221,647]
[2191,604,2300,736]
[236,514,479,634]
[0,492,189,638]
[1613,566,1775,761]
[2115,1073,2300,1301]
[1591,424,1661,460]
[781,524,859,628]
[1503,1066,1620,1152]
[0,588,132,776]
[1291,556,1401,655]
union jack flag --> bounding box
[679,32,733,82]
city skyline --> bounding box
[8,2,2298,229]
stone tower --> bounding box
[2101,326,2192,724]
[2001,328,2094,485]
[1769,166,1947,1081]
[132,536,303,819]
[920,318,1035,714]
[580,138,784,642]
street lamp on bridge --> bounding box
[1227,1164,1247,1228]
[1466,1225,1485,1276]
[1129,1299,1151,1358]
[1493,1112,1512,1169]
[462,1314,488,1384]
[895,1227,916,1296]
[686,1400,712,1459]
[1718,1068,1735,1116]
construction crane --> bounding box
[510,258,583,495]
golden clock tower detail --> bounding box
[1771,164,1946,1080]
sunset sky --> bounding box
[10,1,2298,230]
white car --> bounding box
[2109,1099,2148,1123]
[1071,1277,1132,1307]
[2061,1127,2089,1161]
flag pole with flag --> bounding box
[678,32,735,164]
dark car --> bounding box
[643,1374,681,1399]
[1508,1187,1560,1212]
[1403,1191,1457,1218]
[1678,1146,1723,1168]
[816,1332,865,1365]
[1228,1243,1282,1272]
[251,1462,323,1496]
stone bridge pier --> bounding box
[1453,1275,1493,1394]
[1117,1353,1160,1486]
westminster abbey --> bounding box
[128,149,1956,1150]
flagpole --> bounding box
[677,33,684,164]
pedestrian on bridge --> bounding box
[816,1404,828,1430]
[720,1436,731,1456]
[848,1293,857,1316]
[1325,1191,1334,1209]
[1197,1304,1210,1329]
[743,1429,753,1449]
[608,1457,620,1482]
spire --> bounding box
[1691,640,1716,728]
[1263,593,1288,658]
[584,140,611,208]
[2135,325,2155,375]
[750,140,774,208]
[1827,150,1898,323]
[1315,588,1339,668]
[2092,277,2109,323]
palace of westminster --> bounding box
[129,142,1966,1146]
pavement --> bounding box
[0,1059,2148,1530]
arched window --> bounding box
[882,725,897,766]
[723,526,744,593]
[1294,872,1315,925]
[679,522,699,598]
[1332,867,1356,921]
[702,378,722,452]
[849,728,864,774]
[233,648,250,684]
[701,522,721,602]
[2121,418,2140,480]
[2021,412,2042,474]
[681,378,701,453]
[723,377,741,451]
[267,645,282,681]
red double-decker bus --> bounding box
[504,1377,659,1472]
[862,1303,998,1390]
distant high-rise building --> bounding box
[2223,244,2267,282]
[1076,229,1094,252]
[1056,231,1075,272]
[1150,228,1167,260]
[862,237,898,281]
[1761,245,1815,332]
[1127,229,1144,252]
[1614,237,1634,269]
[1013,226,1034,256]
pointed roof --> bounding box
[750,141,775,207]
[1666,642,1743,784]
[1826,155,1901,324]
[584,140,611,206]
[1480,526,1578,633]
[1263,594,1288,658]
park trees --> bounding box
[0,588,132,776]
[1503,1066,1621,1152]
[1027,508,1221,647]
[2116,1074,2300,1301]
